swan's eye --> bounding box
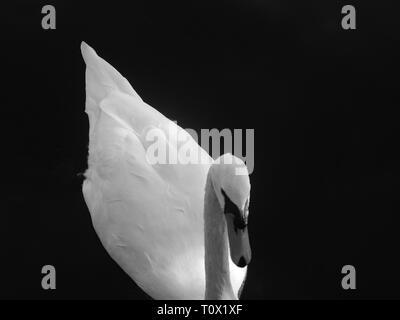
[221,188,247,232]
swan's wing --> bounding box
[81,42,142,102]
[81,42,213,299]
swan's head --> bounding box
[210,154,252,268]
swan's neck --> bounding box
[204,173,236,300]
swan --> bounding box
[81,42,252,300]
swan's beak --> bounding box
[225,213,251,268]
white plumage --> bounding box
[81,42,248,299]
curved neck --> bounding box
[204,172,236,300]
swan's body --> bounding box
[81,42,250,299]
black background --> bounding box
[1,0,399,299]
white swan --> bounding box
[81,42,252,300]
